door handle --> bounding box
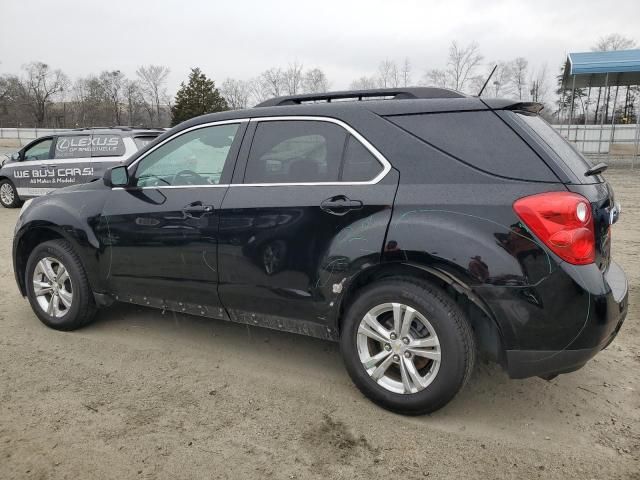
[320,195,363,216]
[183,202,214,217]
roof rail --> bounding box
[70,126,165,132]
[256,87,466,107]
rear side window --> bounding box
[54,135,91,159]
[54,134,125,159]
[341,135,384,182]
[244,121,346,183]
[90,134,125,157]
[388,111,557,182]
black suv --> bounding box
[12,88,628,414]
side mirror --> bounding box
[10,152,20,161]
[104,165,129,187]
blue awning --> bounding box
[563,49,640,88]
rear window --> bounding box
[388,111,558,182]
[134,136,158,150]
[510,112,593,181]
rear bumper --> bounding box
[504,260,628,379]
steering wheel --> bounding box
[172,169,204,186]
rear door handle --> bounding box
[320,195,363,216]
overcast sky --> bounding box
[1,0,639,94]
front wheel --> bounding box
[340,278,475,415]
[0,179,21,208]
[25,239,97,331]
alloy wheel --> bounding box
[0,183,14,205]
[32,257,73,318]
[356,302,441,394]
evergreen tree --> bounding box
[171,68,227,126]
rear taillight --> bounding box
[513,192,595,265]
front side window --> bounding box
[23,138,53,161]
[244,121,347,184]
[135,124,239,187]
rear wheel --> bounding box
[25,239,96,330]
[340,278,475,415]
[0,179,21,208]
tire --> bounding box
[340,277,475,415]
[25,239,97,331]
[0,179,21,208]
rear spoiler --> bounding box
[481,99,544,114]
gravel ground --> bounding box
[0,157,638,479]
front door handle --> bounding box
[320,195,363,216]
[183,202,214,217]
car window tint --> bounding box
[24,138,53,161]
[511,112,592,180]
[244,121,346,184]
[389,111,556,182]
[341,135,383,181]
[90,134,126,157]
[54,135,91,159]
[133,136,158,150]
[135,124,239,187]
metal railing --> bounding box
[552,124,640,156]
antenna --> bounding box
[477,65,498,97]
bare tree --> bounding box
[303,68,329,93]
[423,41,483,93]
[529,64,549,104]
[124,79,144,125]
[72,76,108,127]
[593,33,636,52]
[99,70,126,124]
[19,62,69,126]
[486,61,513,97]
[0,74,20,105]
[510,57,528,100]
[136,65,170,126]
[377,60,399,88]
[283,61,304,95]
[259,67,285,98]
[422,69,448,88]
[446,41,483,92]
[246,77,269,106]
[350,76,378,90]
[221,78,251,110]
[400,58,412,87]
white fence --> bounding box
[0,128,71,147]
[552,124,640,155]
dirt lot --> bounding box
[0,163,638,479]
